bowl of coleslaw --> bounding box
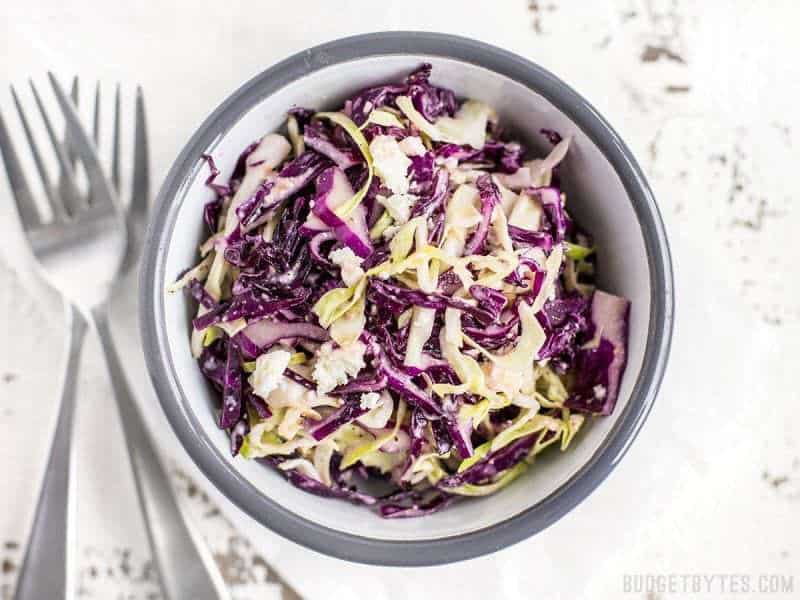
[140,31,673,565]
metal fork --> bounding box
[0,76,228,600]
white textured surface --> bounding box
[1,1,798,599]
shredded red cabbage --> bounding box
[178,65,631,518]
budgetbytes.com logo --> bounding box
[622,573,795,596]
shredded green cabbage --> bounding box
[564,241,594,261]
[312,277,368,328]
[341,400,406,469]
[396,97,495,150]
[329,296,366,346]
[360,108,406,130]
[286,114,304,157]
[315,112,373,218]
[447,462,528,497]
[369,210,393,239]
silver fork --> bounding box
[0,76,228,600]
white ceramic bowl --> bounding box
[140,32,673,565]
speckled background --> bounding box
[1,1,798,598]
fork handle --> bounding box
[90,307,229,600]
[15,303,87,600]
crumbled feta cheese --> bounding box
[369,135,412,194]
[267,376,318,415]
[398,136,427,156]
[377,193,417,225]
[356,390,394,429]
[248,349,292,400]
[312,341,367,394]
[329,247,364,287]
[357,392,394,429]
[359,392,381,411]
[593,384,607,400]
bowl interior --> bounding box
[158,55,650,541]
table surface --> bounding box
[1,1,798,599]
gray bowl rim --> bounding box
[139,31,674,566]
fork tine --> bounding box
[66,76,79,169]
[0,108,41,229]
[60,76,81,209]
[111,83,121,192]
[47,72,117,213]
[10,85,66,221]
[130,86,149,218]
[92,81,100,145]
[83,80,99,206]
[70,76,78,104]
[29,78,84,216]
